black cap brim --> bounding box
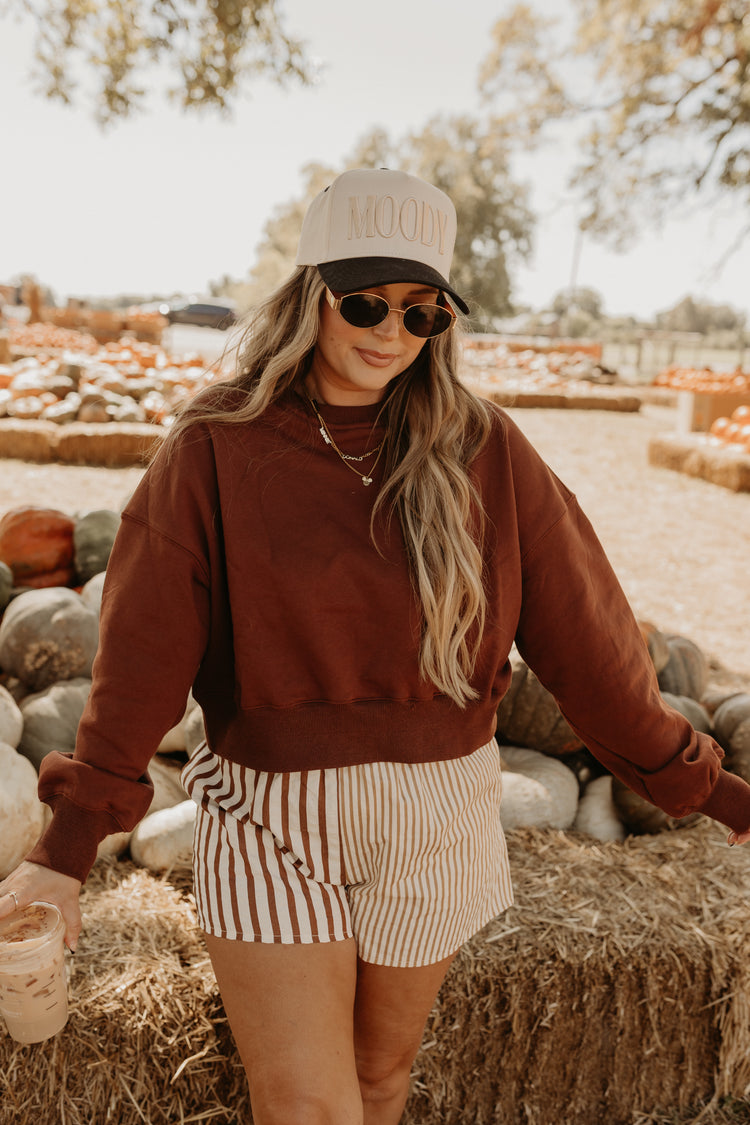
[317,257,469,315]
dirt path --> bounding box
[1,401,747,686]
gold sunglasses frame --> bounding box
[324,287,456,338]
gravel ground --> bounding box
[0,400,747,687]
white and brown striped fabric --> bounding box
[182,739,513,968]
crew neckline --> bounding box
[290,388,387,427]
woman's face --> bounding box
[308,282,439,406]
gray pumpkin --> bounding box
[18,677,92,770]
[73,509,121,583]
[713,693,750,784]
[0,587,99,691]
[661,691,713,734]
[656,634,709,701]
[0,561,13,611]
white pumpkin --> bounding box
[499,746,579,831]
[80,571,106,616]
[97,753,188,861]
[183,704,206,755]
[0,742,47,877]
[0,683,23,749]
[129,799,196,872]
[573,775,626,843]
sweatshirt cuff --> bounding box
[696,768,750,834]
[25,796,125,884]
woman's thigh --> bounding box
[205,932,362,1124]
[353,952,457,1088]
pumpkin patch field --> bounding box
[1,402,749,1125]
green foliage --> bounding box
[3,0,312,122]
[240,117,534,329]
[479,0,750,246]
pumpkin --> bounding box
[73,509,120,583]
[0,587,99,691]
[573,775,626,843]
[661,691,713,734]
[0,741,47,878]
[18,677,92,770]
[0,683,23,749]
[499,746,580,830]
[637,619,671,674]
[656,634,709,701]
[0,507,76,589]
[712,693,750,784]
[0,560,13,610]
[611,776,701,836]
[80,571,106,616]
[97,753,188,861]
[496,650,584,757]
[183,704,207,755]
[129,799,197,872]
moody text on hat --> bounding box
[347,194,450,257]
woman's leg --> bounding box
[204,932,363,1125]
[353,952,457,1125]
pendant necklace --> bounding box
[306,394,386,486]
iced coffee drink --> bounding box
[0,902,68,1044]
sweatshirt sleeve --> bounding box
[26,427,220,883]
[514,489,750,834]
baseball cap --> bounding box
[295,168,469,314]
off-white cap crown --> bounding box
[295,168,468,312]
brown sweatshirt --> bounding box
[28,389,750,882]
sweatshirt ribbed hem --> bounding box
[210,697,499,773]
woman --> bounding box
[1,168,749,1125]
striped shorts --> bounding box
[181,738,513,968]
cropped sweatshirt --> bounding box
[28,388,750,883]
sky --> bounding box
[1,0,748,322]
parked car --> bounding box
[159,298,237,330]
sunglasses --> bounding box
[325,288,456,339]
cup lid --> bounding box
[0,902,64,956]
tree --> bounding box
[655,295,747,334]
[551,286,604,319]
[3,0,312,123]
[240,116,535,329]
[479,0,750,246]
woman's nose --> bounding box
[373,310,402,339]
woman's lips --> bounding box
[356,348,397,368]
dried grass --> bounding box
[0,863,249,1125]
[1,820,749,1125]
[405,819,750,1125]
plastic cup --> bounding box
[0,902,68,1044]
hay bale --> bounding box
[2,822,749,1124]
[482,389,641,412]
[0,419,57,462]
[406,821,750,1125]
[0,862,249,1125]
[53,423,164,467]
[648,434,750,493]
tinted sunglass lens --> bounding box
[339,293,389,328]
[403,304,453,338]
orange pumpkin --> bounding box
[0,507,76,589]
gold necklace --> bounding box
[306,395,387,486]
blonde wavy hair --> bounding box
[165,266,493,705]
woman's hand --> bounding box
[727,829,750,847]
[0,862,82,951]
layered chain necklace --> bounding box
[305,394,387,486]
